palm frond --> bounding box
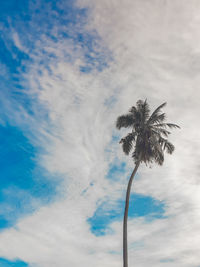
[164,141,175,154]
[166,123,180,129]
[136,100,144,110]
[154,123,180,129]
[149,136,164,165]
[154,150,164,165]
[141,99,150,122]
[159,137,175,154]
[148,102,166,124]
[149,113,166,125]
[129,106,137,114]
[119,133,136,155]
[152,127,171,137]
[116,114,134,129]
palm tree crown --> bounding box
[116,100,180,165]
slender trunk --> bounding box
[123,161,140,267]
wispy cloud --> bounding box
[12,32,27,53]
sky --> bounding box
[0,0,200,266]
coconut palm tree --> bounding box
[116,100,180,267]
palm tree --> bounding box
[116,100,180,267]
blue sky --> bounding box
[0,1,200,267]
[0,124,59,231]
[0,258,28,267]
[88,193,165,236]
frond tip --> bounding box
[119,133,136,155]
[116,114,135,129]
[164,141,175,154]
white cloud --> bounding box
[12,32,27,53]
[1,0,200,266]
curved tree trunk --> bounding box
[123,161,140,267]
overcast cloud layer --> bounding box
[1,1,200,266]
